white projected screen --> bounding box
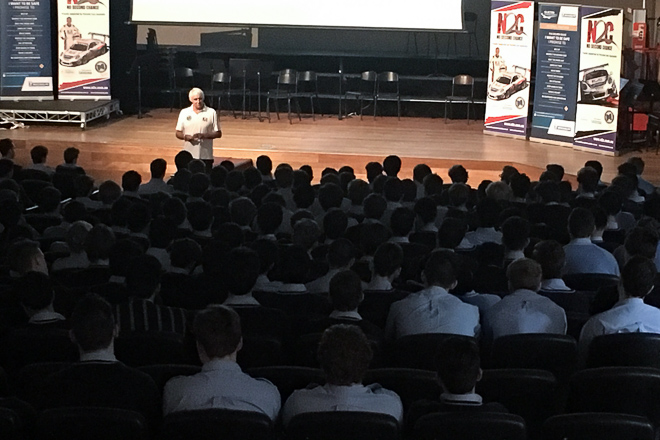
[130,0,464,31]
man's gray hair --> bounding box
[189,87,204,101]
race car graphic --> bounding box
[59,33,109,67]
[487,66,529,100]
[579,64,618,103]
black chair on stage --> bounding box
[162,408,273,440]
[228,59,271,121]
[344,71,377,120]
[445,74,474,124]
[587,332,660,369]
[413,412,527,440]
[35,407,149,440]
[166,67,195,112]
[295,71,322,120]
[286,411,400,440]
[375,71,401,120]
[208,71,236,118]
[267,69,301,124]
[543,413,655,440]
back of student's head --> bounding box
[577,167,599,193]
[318,324,372,385]
[584,160,603,179]
[413,163,432,184]
[194,305,242,359]
[438,217,467,249]
[363,194,387,220]
[125,254,161,299]
[222,247,260,295]
[18,271,54,310]
[500,165,519,184]
[546,164,565,181]
[622,256,657,298]
[534,180,561,204]
[174,150,193,171]
[0,138,15,157]
[7,240,45,276]
[66,220,93,253]
[414,197,438,224]
[382,155,401,177]
[187,160,207,176]
[37,186,61,213]
[187,200,213,232]
[359,222,390,256]
[448,164,468,184]
[85,224,116,262]
[256,155,273,176]
[365,162,383,183]
[506,258,542,292]
[327,238,355,269]
[189,173,210,197]
[279,244,311,283]
[373,242,403,277]
[383,177,403,203]
[274,164,293,188]
[627,157,645,175]
[323,208,348,240]
[121,170,142,192]
[390,207,415,237]
[243,166,263,190]
[256,202,283,235]
[423,174,444,197]
[476,198,501,228]
[447,183,470,207]
[63,147,80,164]
[424,249,458,288]
[598,190,623,216]
[71,294,115,352]
[292,218,321,250]
[224,170,245,193]
[329,270,363,311]
[532,240,565,280]
[318,183,344,211]
[501,216,530,251]
[150,158,167,179]
[250,238,280,275]
[510,173,531,199]
[568,207,595,238]
[126,202,151,233]
[169,238,202,269]
[30,145,48,164]
[229,197,257,227]
[293,184,315,210]
[98,180,122,205]
[436,337,481,394]
[624,227,659,260]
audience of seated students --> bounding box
[483,258,567,343]
[282,324,403,426]
[563,207,620,276]
[32,294,160,425]
[579,256,660,359]
[163,305,281,419]
[3,146,660,432]
[17,271,67,328]
[386,249,480,339]
[406,336,507,429]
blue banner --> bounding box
[0,0,54,100]
[530,3,580,145]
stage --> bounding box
[0,100,121,130]
[1,108,655,186]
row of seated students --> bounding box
[1,139,660,434]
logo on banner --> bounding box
[587,20,617,49]
[497,13,526,40]
[95,61,107,73]
[604,111,615,124]
[541,10,557,20]
[515,97,525,109]
[66,0,105,9]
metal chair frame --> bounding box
[445,74,475,124]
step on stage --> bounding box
[0,100,121,129]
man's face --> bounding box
[495,48,500,57]
[66,17,72,26]
[190,94,204,111]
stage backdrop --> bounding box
[484,1,535,139]
[0,0,53,100]
[530,3,581,146]
[573,7,622,155]
[57,0,111,99]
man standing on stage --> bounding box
[60,17,81,51]
[175,88,222,171]
[490,47,506,82]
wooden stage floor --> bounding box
[3,108,657,186]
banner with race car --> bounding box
[573,6,622,155]
[484,1,535,139]
[57,0,111,99]
[530,3,581,146]
[0,0,54,100]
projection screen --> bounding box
[130,0,464,31]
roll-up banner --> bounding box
[0,0,54,100]
[530,4,580,146]
[573,7,622,155]
[57,0,111,99]
[484,1,535,139]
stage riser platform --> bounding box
[0,100,121,129]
